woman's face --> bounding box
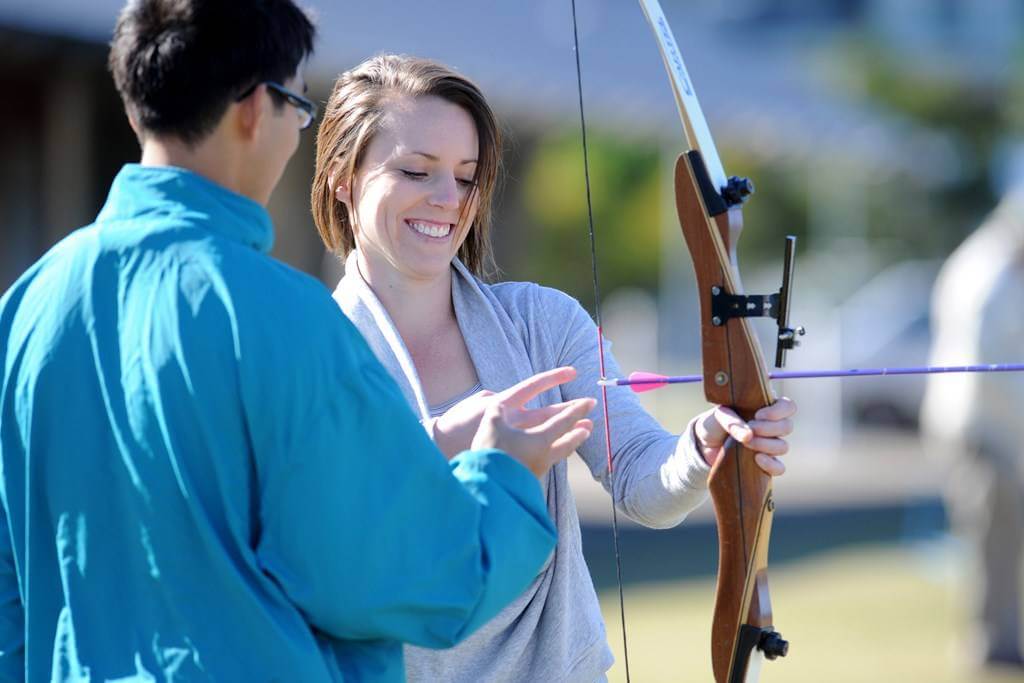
[340,94,480,284]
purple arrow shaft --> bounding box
[608,363,1024,387]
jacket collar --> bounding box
[97,164,274,253]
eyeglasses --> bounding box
[237,80,318,131]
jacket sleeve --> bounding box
[253,317,556,648]
[0,498,23,682]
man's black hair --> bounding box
[109,0,316,145]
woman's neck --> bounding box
[355,251,455,342]
[354,250,480,406]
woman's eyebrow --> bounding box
[404,151,478,165]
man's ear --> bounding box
[126,111,143,142]
[234,85,264,141]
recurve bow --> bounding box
[636,2,790,681]
[571,1,793,679]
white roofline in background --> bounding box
[0,0,979,181]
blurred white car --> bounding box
[838,260,942,428]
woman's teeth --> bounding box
[408,221,451,238]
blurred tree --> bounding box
[507,33,1024,309]
[513,127,813,307]
[517,127,661,308]
[832,36,1010,259]
[720,150,810,274]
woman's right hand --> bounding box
[443,367,596,478]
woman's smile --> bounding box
[406,218,453,240]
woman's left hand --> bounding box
[432,367,590,460]
[694,397,797,475]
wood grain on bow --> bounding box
[637,1,789,680]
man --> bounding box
[922,187,1024,673]
[0,1,594,680]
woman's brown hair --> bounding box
[312,54,501,277]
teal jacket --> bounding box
[0,165,556,682]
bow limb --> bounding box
[637,2,789,681]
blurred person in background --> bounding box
[922,187,1024,672]
[0,2,599,681]
[311,53,798,683]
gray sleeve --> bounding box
[533,287,711,529]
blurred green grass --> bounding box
[598,543,1024,682]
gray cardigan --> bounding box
[333,252,711,682]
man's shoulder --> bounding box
[0,223,99,315]
[223,244,324,294]
[218,249,369,361]
[223,249,341,326]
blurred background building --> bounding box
[3,1,1023,680]
[3,0,1019,426]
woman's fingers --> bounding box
[547,419,595,461]
[497,366,578,409]
[528,398,596,440]
[755,453,786,476]
[696,405,750,448]
[745,417,794,439]
[754,396,797,421]
[469,397,594,478]
[743,435,790,456]
[696,397,797,476]
[508,401,579,429]
[700,399,796,446]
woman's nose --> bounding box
[427,175,460,210]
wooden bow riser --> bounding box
[674,152,778,683]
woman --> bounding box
[312,54,795,682]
